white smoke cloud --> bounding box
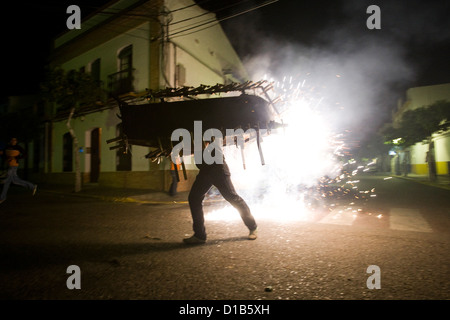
[242,32,415,138]
[222,0,449,136]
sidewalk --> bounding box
[38,183,190,205]
[391,173,450,191]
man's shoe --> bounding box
[32,185,38,196]
[248,228,258,240]
[183,235,206,245]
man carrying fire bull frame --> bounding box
[179,133,258,244]
[110,86,281,244]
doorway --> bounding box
[90,128,101,183]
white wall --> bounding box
[434,132,450,163]
[405,83,450,111]
[409,142,429,166]
[60,22,151,94]
[49,0,249,176]
[166,0,248,84]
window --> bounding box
[108,45,134,96]
[119,45,132,73]
[118,45,133,88]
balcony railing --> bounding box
[107,69,135,97]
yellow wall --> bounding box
[412,162,449,175]
[436,161,449,175]
[411,163,428,175]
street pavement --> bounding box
[0,173,449,307]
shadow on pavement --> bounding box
[0,235,253,272]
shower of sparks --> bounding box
[205,75,380,223]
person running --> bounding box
[0,137,37,204]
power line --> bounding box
[168,0,278,39]
[56,0,278,45]
[170,0,254,26]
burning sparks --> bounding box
[204,75,379,223]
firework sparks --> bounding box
[204,75,369,223]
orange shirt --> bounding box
[2,145,26,167]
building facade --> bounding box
[30,0,248,191]
[391,83,450,176]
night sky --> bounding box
[2,0,449,136]
[1,0,109,99]
[214,0,450,85]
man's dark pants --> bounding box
[188,170,257,240]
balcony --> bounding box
[107,69,135,97]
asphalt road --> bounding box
[0,174,449,306]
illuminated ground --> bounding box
[0,174,449,302]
